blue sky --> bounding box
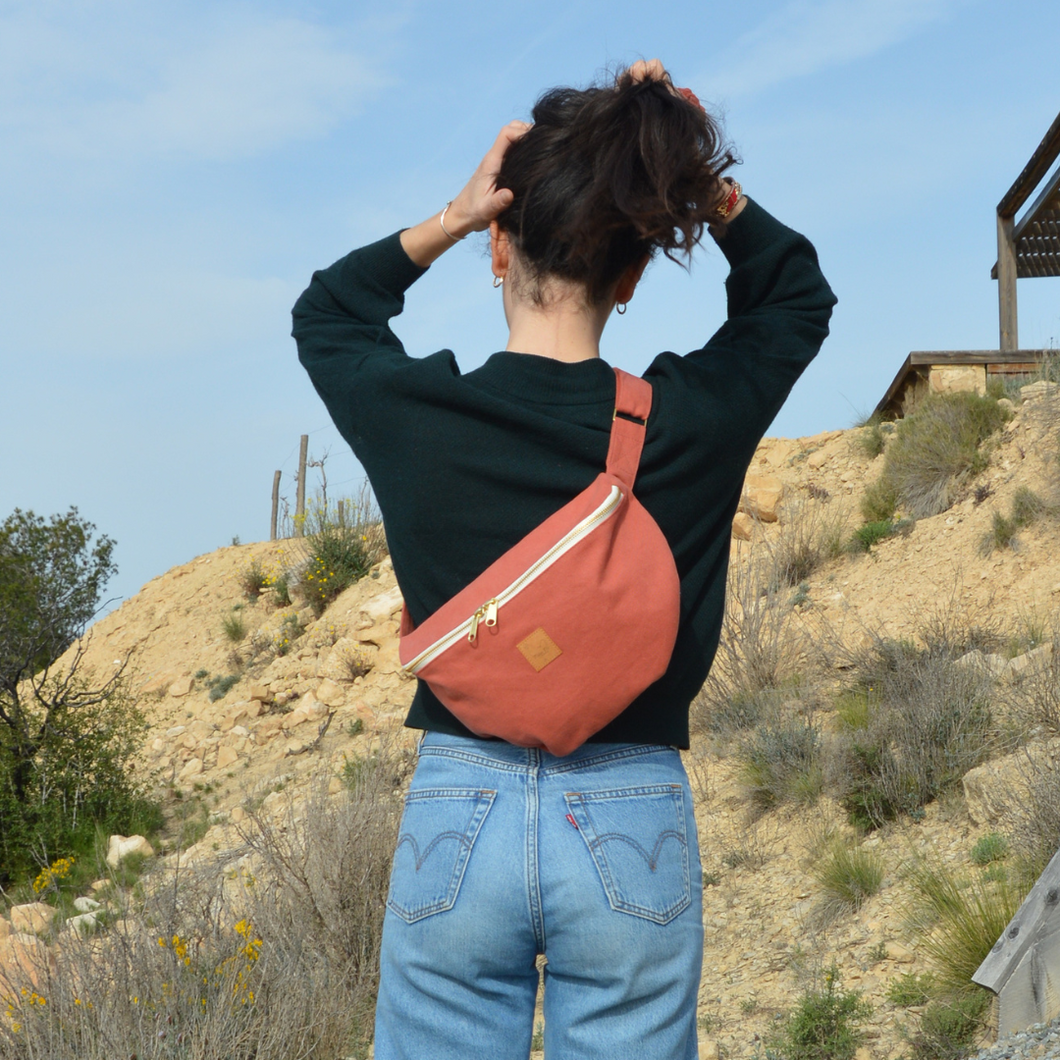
[2,0,1058,608]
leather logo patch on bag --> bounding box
[517,628,563,672]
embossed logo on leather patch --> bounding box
[517,628,563,672]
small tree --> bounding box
[0,508,156,884]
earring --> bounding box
[492,275,504,288]
[616,302,627,315]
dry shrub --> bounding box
[738,716,823,812]
[762,498,850,590]
[828,637,998,829]
[692,547,807,735]
[1004,627,1060,736]
[0,749,407,1059]
[861,392,1009,521]
[1004,749,1060,879]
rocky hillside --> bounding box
[3,383,1059,1059]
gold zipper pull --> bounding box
[468,607,484,643]
[485,599,498,628]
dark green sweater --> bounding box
[293,199,836,748]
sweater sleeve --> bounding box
[291,232,431,442]
[653,198,837,457]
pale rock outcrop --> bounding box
[362,586,404,623]
[73,897,101,913]
[10,903,56,936]
[315,678,346,708]
[217,745,239,769]
[731,512,754,541]
[740,474,784,523]
[179,757,204,781]
[169,675,194,697]
[107,834,155,869]
[281,694,328,731]
[64,912,101,936]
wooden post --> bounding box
[270,471,281,541]
[337,499,345,528]
[295,434,308,537]
[997,212,1018,352]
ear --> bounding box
[490,221,511,280]
[613,254,651,307]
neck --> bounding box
[503,287,612,363]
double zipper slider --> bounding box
[468,599,499,643]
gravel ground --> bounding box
[967,1015,1060,1060]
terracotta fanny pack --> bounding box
[398,368,680,756]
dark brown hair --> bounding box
[496,69,736,306]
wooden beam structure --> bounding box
[874,350,1051,419]
[992,110,1060,350]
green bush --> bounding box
[812,835,884,914]
[206,673,241,702]
[981,486,1047,554]
[221,610,247,643]
[0,508,162,886]
[739,717,823,811]
[970,832,1008,866]
[0,676,161,886]
[908,994,990,1060]
[886,971,934,1007]
[860,393,1009,522]
[769,965,872,1060]
[850,519,895,552]
[297,489,387,615]
[855,417,886,459]
[239,557,269,599]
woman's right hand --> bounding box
[400,121,530,268]
[442,120,532,239]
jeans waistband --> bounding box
[418,730,678,776]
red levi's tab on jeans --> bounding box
[398,368,681,757]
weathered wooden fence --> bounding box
[973,846,1060,1036]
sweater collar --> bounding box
[463,351,616,406]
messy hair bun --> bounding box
[496,69,736,306]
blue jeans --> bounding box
[374,732,703,1060]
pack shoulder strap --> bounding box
[605,368,652,489]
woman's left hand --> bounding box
[400,120,531,268]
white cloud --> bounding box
[700,0,967,98]
[0,4,387,162]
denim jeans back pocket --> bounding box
[564,784,690,925]
[387,787,495,924]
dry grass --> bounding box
[810,833,885,918]
[761,498,849,590]
[692,544,808,736]
[0,748,407,1059]
[904,856,1024,1000]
